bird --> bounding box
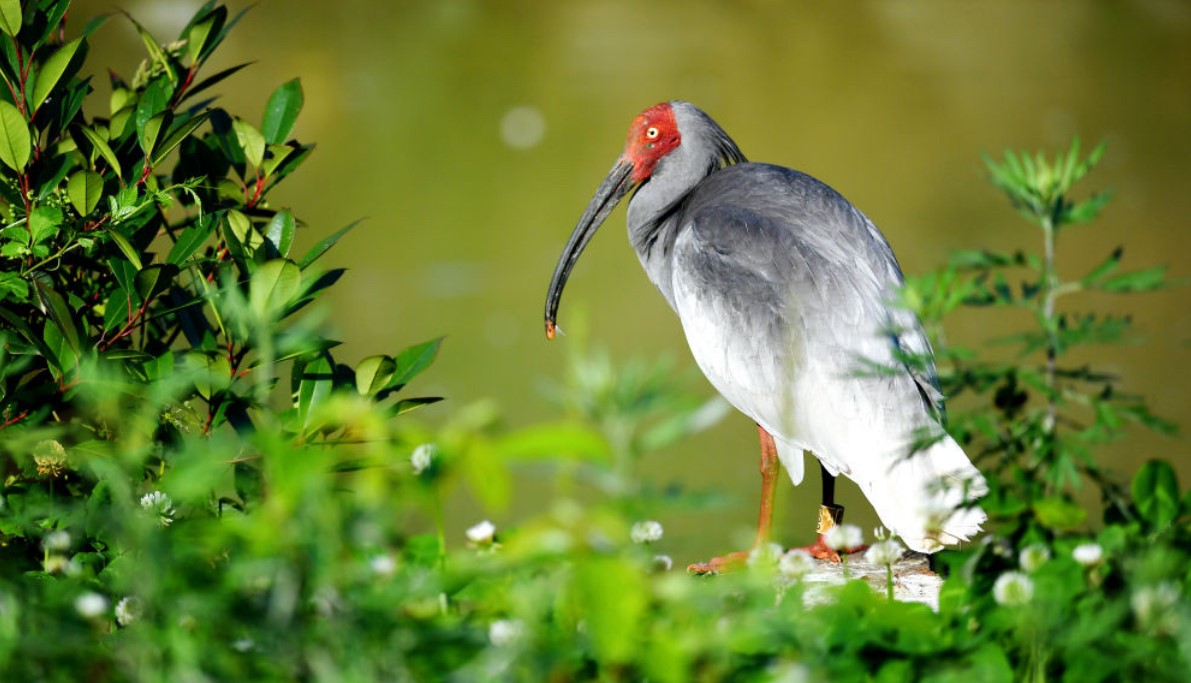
[544,101,987,572]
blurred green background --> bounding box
[72,0,1190,559]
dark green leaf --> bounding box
[107,229,143,270]
[151,110,211,166]
[1132,459,1180,529]
[28,206,62,243]
[32,275,80,354]
[134,264,178,302]
[135,78,173,146]
[1098,266,1168,293]
[79,126,122,179]
[181,62,252,104]
[261,78,303,145]
[295,352,333,435]
[139,110,170,157]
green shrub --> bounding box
[0,2,1186,681]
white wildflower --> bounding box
[778,549,814,580]
[466,519,496,545]
[1072,543,1103,567]
[1131,582,1181,635]
[369,553,397,576]
[410,443,435,475]
[44,530,71,552]
[630,520,664,544]
[115,596,142,626]
[75,592,109,618]
[993,571,1034,606]
[232,637,255,652]
[865,539,906,567]
[747,542,784,568]
[140,491,176,527]
[1018,543,1051,572]
[652,554,673,572]
[823,523,863,551]
[489,618,525,647]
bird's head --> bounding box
[543,102,685,340]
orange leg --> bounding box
[688,425,782,574]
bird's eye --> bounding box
[646,127,659,139]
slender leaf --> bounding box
[107,229,143,270]
[79,126,122,179]
[385,337,444,393]
[167,217,215,265]
[0,99,30,171]
[151,110,211,166]
[32,275,81,354]
[297,220,358,269]
[1133,460,1180,529]
[30,38,82,113]
[261,78,303,145]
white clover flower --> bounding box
[747,542,784,568]
[1072,543,1103,567]
[652,554,673,572]
[44,530,71,552]
[466,519,496,545]
[778,549,814,580]
[993,571,1034,606]
[489,618,525,647]
[1018,543,1051,573]
[140,491,176,527]
[630,520,664,544]
[369,553,397,576]
[75,592,109,618]
[115,596,142,626]
[865,539,905,567]
[1131,582,1181,635]
[823,523,863,551]
[410,443,435,475]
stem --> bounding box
[1040,214,1059,441]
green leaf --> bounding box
[249,259,301,319]
[79,126,122,179]
[67,170,104,215]
[0,99,30,171]
[294,352,333,435]
[28,206,62,243]
[135,78,173,145]
[122,11,174,84]
[261,78,303,145]
[107,229,143,270]
[166,217,215,265]
[1033,496,1087,531]
[0,0,20,37]
[1132,459,1180,529]
[139,110,170,157]
[574,556,647,665]
[186,12,217,65]
[0,271,28,303]
[134,264,178,302]
[30,38,82,113]
[1098,266,1168,293]
[232,118,264,167]
[385,337,443,393]
[297,220,358,269]
[260,143,294,179]
[32,275,80,354]
[151,110,211,166]
[355,355,396,396]
[264,209,295,257]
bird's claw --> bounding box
[793,534,867,563]
[686,550,751,575]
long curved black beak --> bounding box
[544,159,636,339]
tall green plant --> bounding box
[902,140,1177,539]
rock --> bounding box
[798,552,942,610]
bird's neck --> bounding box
[625,162,703,311]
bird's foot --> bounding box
[686,550,751,575]
[792,534,868,563]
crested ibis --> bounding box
[544,101,987,572]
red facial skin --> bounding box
[623,102,682,183]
